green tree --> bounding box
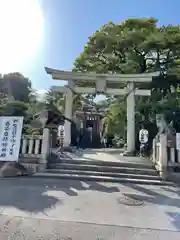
[2,101,28,117]
[0,73,32,102]
[104,102,126,135]
[73,18,180,134]
[0,72,34,122]
[74,18,180,77]
[0,92,8,115]
[27,90,46,120]
[45,89,66,112]
[45,87,95,114]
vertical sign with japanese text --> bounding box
[0,117,23,161]
[176,133,180,150]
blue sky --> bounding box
[24,0,180,92]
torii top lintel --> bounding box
[45,67,159,83]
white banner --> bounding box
[0,117,23,161]
[176,133,180,150]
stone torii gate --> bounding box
[45,67,159,155]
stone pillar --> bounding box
[125,82,135,155]
[64,80,74,146]
[99,118,102,138]
[80,120,84,129]
[39,128,50,172]
[159,134,168,179]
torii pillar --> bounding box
[64,80,74,146]
[126,82,135,155]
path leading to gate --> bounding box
[66,148,152,166]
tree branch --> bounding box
[133,47,146,57]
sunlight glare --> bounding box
[0,0,44,73]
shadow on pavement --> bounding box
[0,184,62,213]
[0,178,119,213]
[120,183,180,230]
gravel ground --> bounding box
[0,215,180,240]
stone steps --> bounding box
[48,163,158,176]
[33,172,174,185]
[49,158,153,169]
[46,169,162,180]
[38,155,175,185]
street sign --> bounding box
[0,116,23,161]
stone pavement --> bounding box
[0,178,180,239]
[65,148,150,165]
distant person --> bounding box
[103,136,107,148]
[79,128,86,150]
[76,129,83,149]
[139,124,149,157]
[106,133,114,148]
[76,134,80,149]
